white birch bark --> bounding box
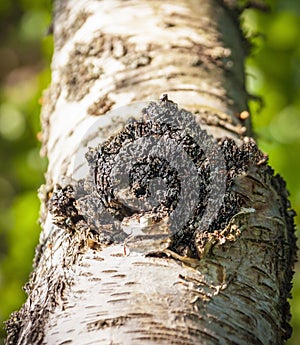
[5,1,296,345]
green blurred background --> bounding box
[0,0,299,343]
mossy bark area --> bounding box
[5,1,296,344]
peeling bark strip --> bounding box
[5,1,296,345]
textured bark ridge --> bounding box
[5,1,297,344]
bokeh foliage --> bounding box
[241,1,300,343]
[0,0,52,342]
[0,0,299,343]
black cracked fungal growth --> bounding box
[48,99,271,256]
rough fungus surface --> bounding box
[48,98,296,259]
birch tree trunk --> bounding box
[6,1,297,344]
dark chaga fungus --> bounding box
[48,98,276,257]
[83,99,220,247]
[92,121,204,222]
